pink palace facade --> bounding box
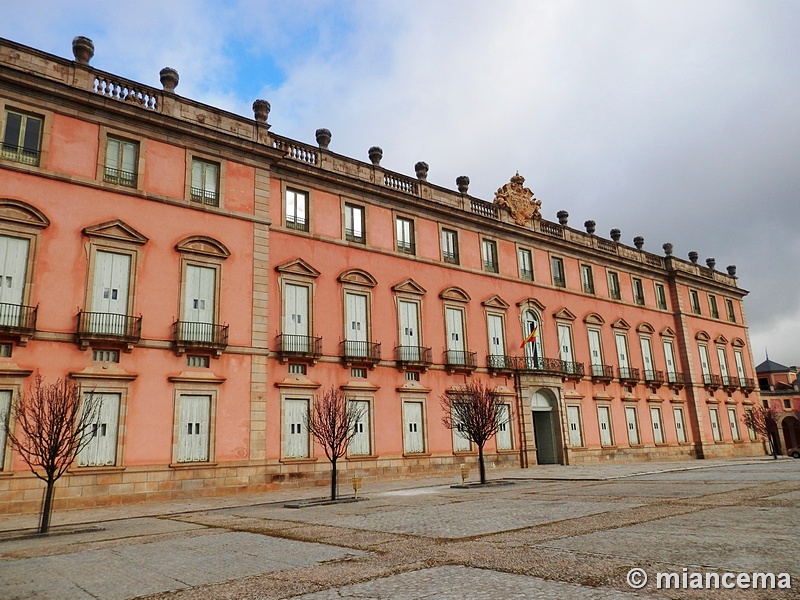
[0,37,765,513]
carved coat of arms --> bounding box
[493,173,541,226]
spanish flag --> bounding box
[520,323,538,348]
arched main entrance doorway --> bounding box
[531,389,559,464]
[781,416,800,454]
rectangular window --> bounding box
[284,398,309,458]
[344,204,365,243]
[551,257,566,287]
[104,137,138,187]
[445,306,466,363]
[728,407,740,441]
[405,371,420,381]
[92,349,120,363]
[717,346,730,382]
[655,283,667,310]
[557,323,574,366]
[708,294,719,319]
[709,407,721,441]
[396,217,415,255]
[402,401,425,453]
[0,343,11,358]
[580,264,594,294]
[283,283,310,351]
[567,406,583,447]
[745,409,757,441]
[398,300,421,359]
[597,406,613,446]
[288,363,307,375]
[615,332,630,374]
[285,189,309,231]
[698,344,711,383]
[784,399,792,410]
[640,337,655,380]
[2,109,42,165]
[452,404,472,452]
[663,339,677,382]
[625,406,640,445]
[496,404,512,450]
[344,292,369,357]
[187,355,209,368]
[487,313,506,358]
[0,390,11,469]
[176,394,211,462]
[650,407,664,444]
[349,400,371,455]
[351,367,367,378]
[588,329,605,376]
[190,159,220,206]
[181,264,217,342]
[518,248,533,281]
[89,250,132,335]
[673,407,687,443]
[78,393,120,467]
[441,229,459,264]
[632,278,645,305]
[734,350,746,384]
[725,298,736,323]
[608,271,621,300]
[482,240,499,273]
[689,289,701,315]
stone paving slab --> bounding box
[531,481,747,499]
[634,463,800,482]
[0,530,366,600]
[540,505,798,575]
[288,565,642,599]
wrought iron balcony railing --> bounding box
[666,371,687,387]
[276,334,321,362]
[591,364,614,382]
[740,377,755,392]
[562,361,586,380]
[77,311,142,350]
[722,375,737,389]
[190,186,219,206]
[286,216,309,232]
[486,354,514,374]
[702,373,722,388]
[103,166,136,187]
[395,345,432,370]
[1,144,40,166]
[618,366,640,383]
[444,350,477,373]
[644,369,665,385]
[0,302,37,340]
[341,340,381,366]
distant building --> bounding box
[755,358,800,453]
[0,36,765,514]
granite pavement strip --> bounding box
[0,458,798,599]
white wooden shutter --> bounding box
[403,401,423,453]
[183,265,216,342]
[717,347,729,378]
[650,407,664,444]
[640,338,654,375]
[92,251,131,334]
[728,407,740,441]
[284,398,309,458]
[399,301,420,361]
[348,400,370,455]
[453,404,471,452]
[625,406,639,445]
[588,330,603,368]
[673,407,687,443]
[615,334,629,369]
[0,235,29,327]
[496,404,512,450]
[487,314,505,357]
[663,340,676,381]
[734,350,746,381]
[345,293,368,355]
[699,345,711,376]
[79,393,120,466]
[597,406,613,446]
[709,408,721,441]
[445,307,465,353]
[0,389,11,467]
[567,406,583,447]
[558,324,573,363]
[177,395,210,462]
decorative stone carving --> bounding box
[706,257,716,270]
[493,173,541,226]
[727,265,737,276]
[72,36,94,64]
[557,210,569,226]
[315,128,331,149]
[252,99,271,124]
[414,161,429,181]
[662,242,673,256]
[610,229,621,242]
[159,67,179,92]
[456,176,470,194]
[688,251,698,264]
[368,146,383,166]
[633,236,644,250]
[584,220,596,234]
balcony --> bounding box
[275,333,321,364]
[644,369,665,386]
[444,350,477,374]
[77,311,142,351]
[500,356,576,377]
[286,216,309,232]
[702,373,722,390]
[666,371,688,389]
[591,364,614,383]
[561,361,585,381]
[341,340,381,368]
[618,367,640,384]
[0,302,37,345]
[740,377,756,393]
[345,227,365,244]
[395,345,432,371]
[486,354,514,376]
[103,166,136,187]
[190,186,219,207]
[1,143,40,166]
[721,375,738,391]
[174,320,229,356]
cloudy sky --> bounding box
[3,1,799,367]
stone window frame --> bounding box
[565,403,585,448]
[184,150,225,208]
[338,269,378,356]
[517,245,534,281]
[580,263,594,294]
[550,255,566,288]
[596,403,615,447]
[96,126,146,190]
[439,287,471,362]
[342,200,366,244]
[631,276,645,306]
[607,270,621,300]
[345,393,376,458]
[654,282,668,310]
[0,99,53,169]
[284,185,311,232]
[481,237,499,273]
[175,236,230,336]
[440,226,460,265]
[169,379,221,466]
[400,396,429,456]
[394,213,416,256]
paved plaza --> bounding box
[0,458,798,599]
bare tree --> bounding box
[440,381,509,484]
[743,405,780,459]
[305,386,366,500]
[3,374,100,533]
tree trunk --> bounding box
[39,478,55,534]
[478,444,486,484]
[330,458,337,500]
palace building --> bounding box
[0,36,764,513]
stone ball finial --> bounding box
[610,228,621,243]
[414,161,429,181]
[633,236,644,250]
[688,251,699,264]
[368,146,383,166]
[315,128,331,149]
[557,210,569,226]
[584,220,596,234]
[662,242,673,256]
[72,36,95,64]
[252,99,271,124]
[456,176,470,194]
[159,67,179,92]
[706,257,716,270]
[727,265,737,277]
